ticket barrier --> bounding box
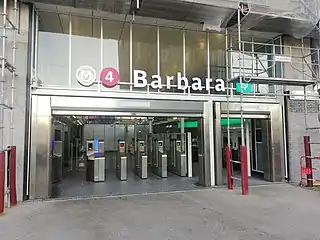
[116,140,127,181]
[152,137,167,178]
[52,140,63,184]
[135,140,148,179]
[168,134,187,177]
[86,140,105,182]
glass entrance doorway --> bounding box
[221,118,271,182]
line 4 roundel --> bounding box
[100,67,120,88]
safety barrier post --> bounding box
[225,146,233,190]
[304,136,313,187]
[0,151,5,214]
[240,145,248,195]
[9,146,17,206]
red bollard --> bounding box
[0,151,5,214]
[240,145,249,195]
[304,136,313,187]
[225,146,233,190]
[9,146,17,206]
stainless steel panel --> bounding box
[105,125,115,151]
[117,156,127,181]
[198,101,212,187]
[270,104,284,182]
[214,103,223,185]
[30,95,52,199]
[83,124,94,140]
[141,156,148,179]
[94,124,105,141]
[50,96,204,114]
[115,125,125,144]
[180,154,187,177]
[161,155,168,178]
[94,157,105,182]
[221,114,269,119]
[35,88,280,104]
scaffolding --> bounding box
[225,0,320,194]
[0,0,18,213]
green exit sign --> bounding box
[236,82,252,93]
[178,121,198,128]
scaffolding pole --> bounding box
[0,0,7,152]
[0,0,18,211]
[10,0,17,147]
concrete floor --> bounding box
[1,184,320,239]
[52,170,200,199]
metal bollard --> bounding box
[9,146,17,206]
[240,145,249,195]
[225,146,233,190]
[0,151,5,214]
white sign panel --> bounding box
[275,55,292,63]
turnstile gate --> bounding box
[135,140,148,179]
[168,134,187,177]
[116,140,127,181]
[152,135,167,178]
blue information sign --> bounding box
[94,139,99,157]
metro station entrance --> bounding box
[51,114,202,198]
[28,95,210,199]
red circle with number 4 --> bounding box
[100,67,120,88]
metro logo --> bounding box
[76,66,96,87]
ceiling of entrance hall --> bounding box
[30,0,234,29]
[30,0,318,39]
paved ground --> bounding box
[1,184,320,240]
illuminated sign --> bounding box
[133,70,226,92]
[178,121,198,128]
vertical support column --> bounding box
[199,101,214,187]
[129,21,133,91]
[9,146,17,206]
[148,119,152,134]
[245,121,251,177]
[180,118,185,134]
[183,29,186,94]
[206,30,210,94]
[157,25,160,93]
[0,151,4,214]
[304,136,313,187]
[214,102,222,185]
[68,14,72,89]
[187,132,192,178]
[99,18,103,92]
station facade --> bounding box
[1,0,320,201]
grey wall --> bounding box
[0,2,30,202]
[287,100,320,183]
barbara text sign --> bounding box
[134,70,226,92]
